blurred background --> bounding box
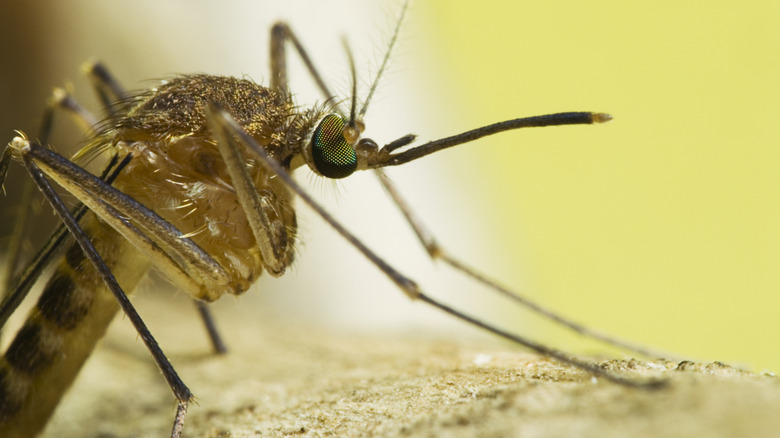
[1,0,778,374]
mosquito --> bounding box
[0,2,665,437]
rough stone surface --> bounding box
[41,307,780,438]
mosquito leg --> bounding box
[270,1,409,119]
[194,301,228,354]
[170,400,189,438]
[1,177,31,295]
[207,106,667,389]
[39,88,101,144]
[1,69,136,329]
[2,87,99,299]
[0,162,16,342]
[0,162,31,346]
[374,169,670,359]
[1,82,126,330]
[374,170,438,257]
[269,22,344,112]
[206,105,291,276]
[82,60,131,116]
[0,153,129,330]
[18,141,192,437]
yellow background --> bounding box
[1,1,778,373]
[413,1,780,371]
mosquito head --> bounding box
[304,1,409,180]
[297,43,367,180]
[305,108,384,179]
[308,114,360,179]
[305,29,366,179]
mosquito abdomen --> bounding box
[0,214,150,437]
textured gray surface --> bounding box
[42,308,780,438]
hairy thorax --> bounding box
[94,75,320,297]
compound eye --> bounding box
[310,114,358,179]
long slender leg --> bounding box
[194,300,227,354]
[374,169,670,358]
[39,88,100,142]
[82,60,131,116]
[18,141,192,437]
[1,87,112,331]
[0,151,128,330]
[206,105,666,389]
[2,78,132,329]
[3,87,97,292]
[269,22,346,114]
[1,183,31,299]
[0,178,31,347]
[271,0,410,120]
[206,106,291,277]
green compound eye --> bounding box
[311,114,358,179]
